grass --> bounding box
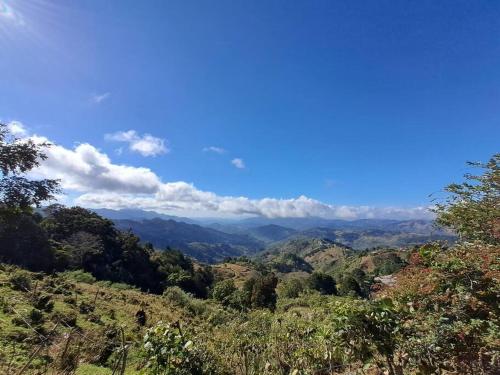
[0,265,188,374]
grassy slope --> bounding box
[0,265,356,375]
[0,266,193,374]
[212,262,261,287]
[259,237,409,278]
[0,245,412,375]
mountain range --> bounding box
[114,218,263,263]
[100,209,456,263]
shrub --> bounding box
[95,280,138,291]
[211,280,237,305]
[142,322,205,375]
[243,274,278,311]
[327,298,400,373]
[163,286,207,316]
[9,270,32,291]
[28,308,45,325]
[433,154,499,245]
[277,278,306,299]
[135,308,147,326]
[79,301,95,314]
[64,270,96,284]
[63,295,77,305]
[13,308,45,327]
[308,272,337,295]
[51,311,78,327]
[163,286,192,308]
[336,274,363,297]
[30,293,54,312]
[87,313,102,324]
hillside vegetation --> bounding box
[114,218,263,263]
[105,215,455,261]
[0,124,498,374]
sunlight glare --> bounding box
[0,0,25,26]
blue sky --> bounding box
[0,0,499,219]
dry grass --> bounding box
[212,262,260,287]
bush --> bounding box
[212,280,237,304]
[336,274,364,297]
[87,313,102,324]
[51,311,78,327]
[307,272,337,295]
[243,274,278,311]
[163,286,192,308]
[79,301,95,314]
[433,154,499,245]
[277,278,306,299]
[142,322,205,375]
[163,286,207,316]
[63,295,77,305]
[95,280,138,291]
[28,308,45,325]
[64,270,96,284]
[30,293,54,312]
[9,270,32,291]
[14,308,45,327]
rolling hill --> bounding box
[114,218,264,263]
[99,210,455,262]
[258,236,410,284]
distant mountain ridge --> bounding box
[114,218,264,263]
[91,208,196,224]
[89,208,441,232]
[91,209,455,261]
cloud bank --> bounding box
[20,127,433,219]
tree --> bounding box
[0,211,54,271]
[212,279,238,306]
[433,154,499,245]
[0,123,59,209]
[337,274,363,297]
[0,123,59,271]
[277,277,306,299]
[308,272,337,295]
[65,231,104,269]
[243,274,278,311]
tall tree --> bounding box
[0,123,59,270]
[0,123,59,209]
[433,154,499,245]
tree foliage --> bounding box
[0,124,59,270]
[308,272,337,295]
[0,123,59,209]
[243,274,278,311]
[433,153,499,245]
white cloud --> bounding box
[30,136,161,194]
[203,146,226,154]
[231,158,245,169]
[6,121,28,137]
[105,130,168,157]
[18,129,433,220]
[90,92,110,104]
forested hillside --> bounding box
[0,124,498,374]
[114,218,263,263]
